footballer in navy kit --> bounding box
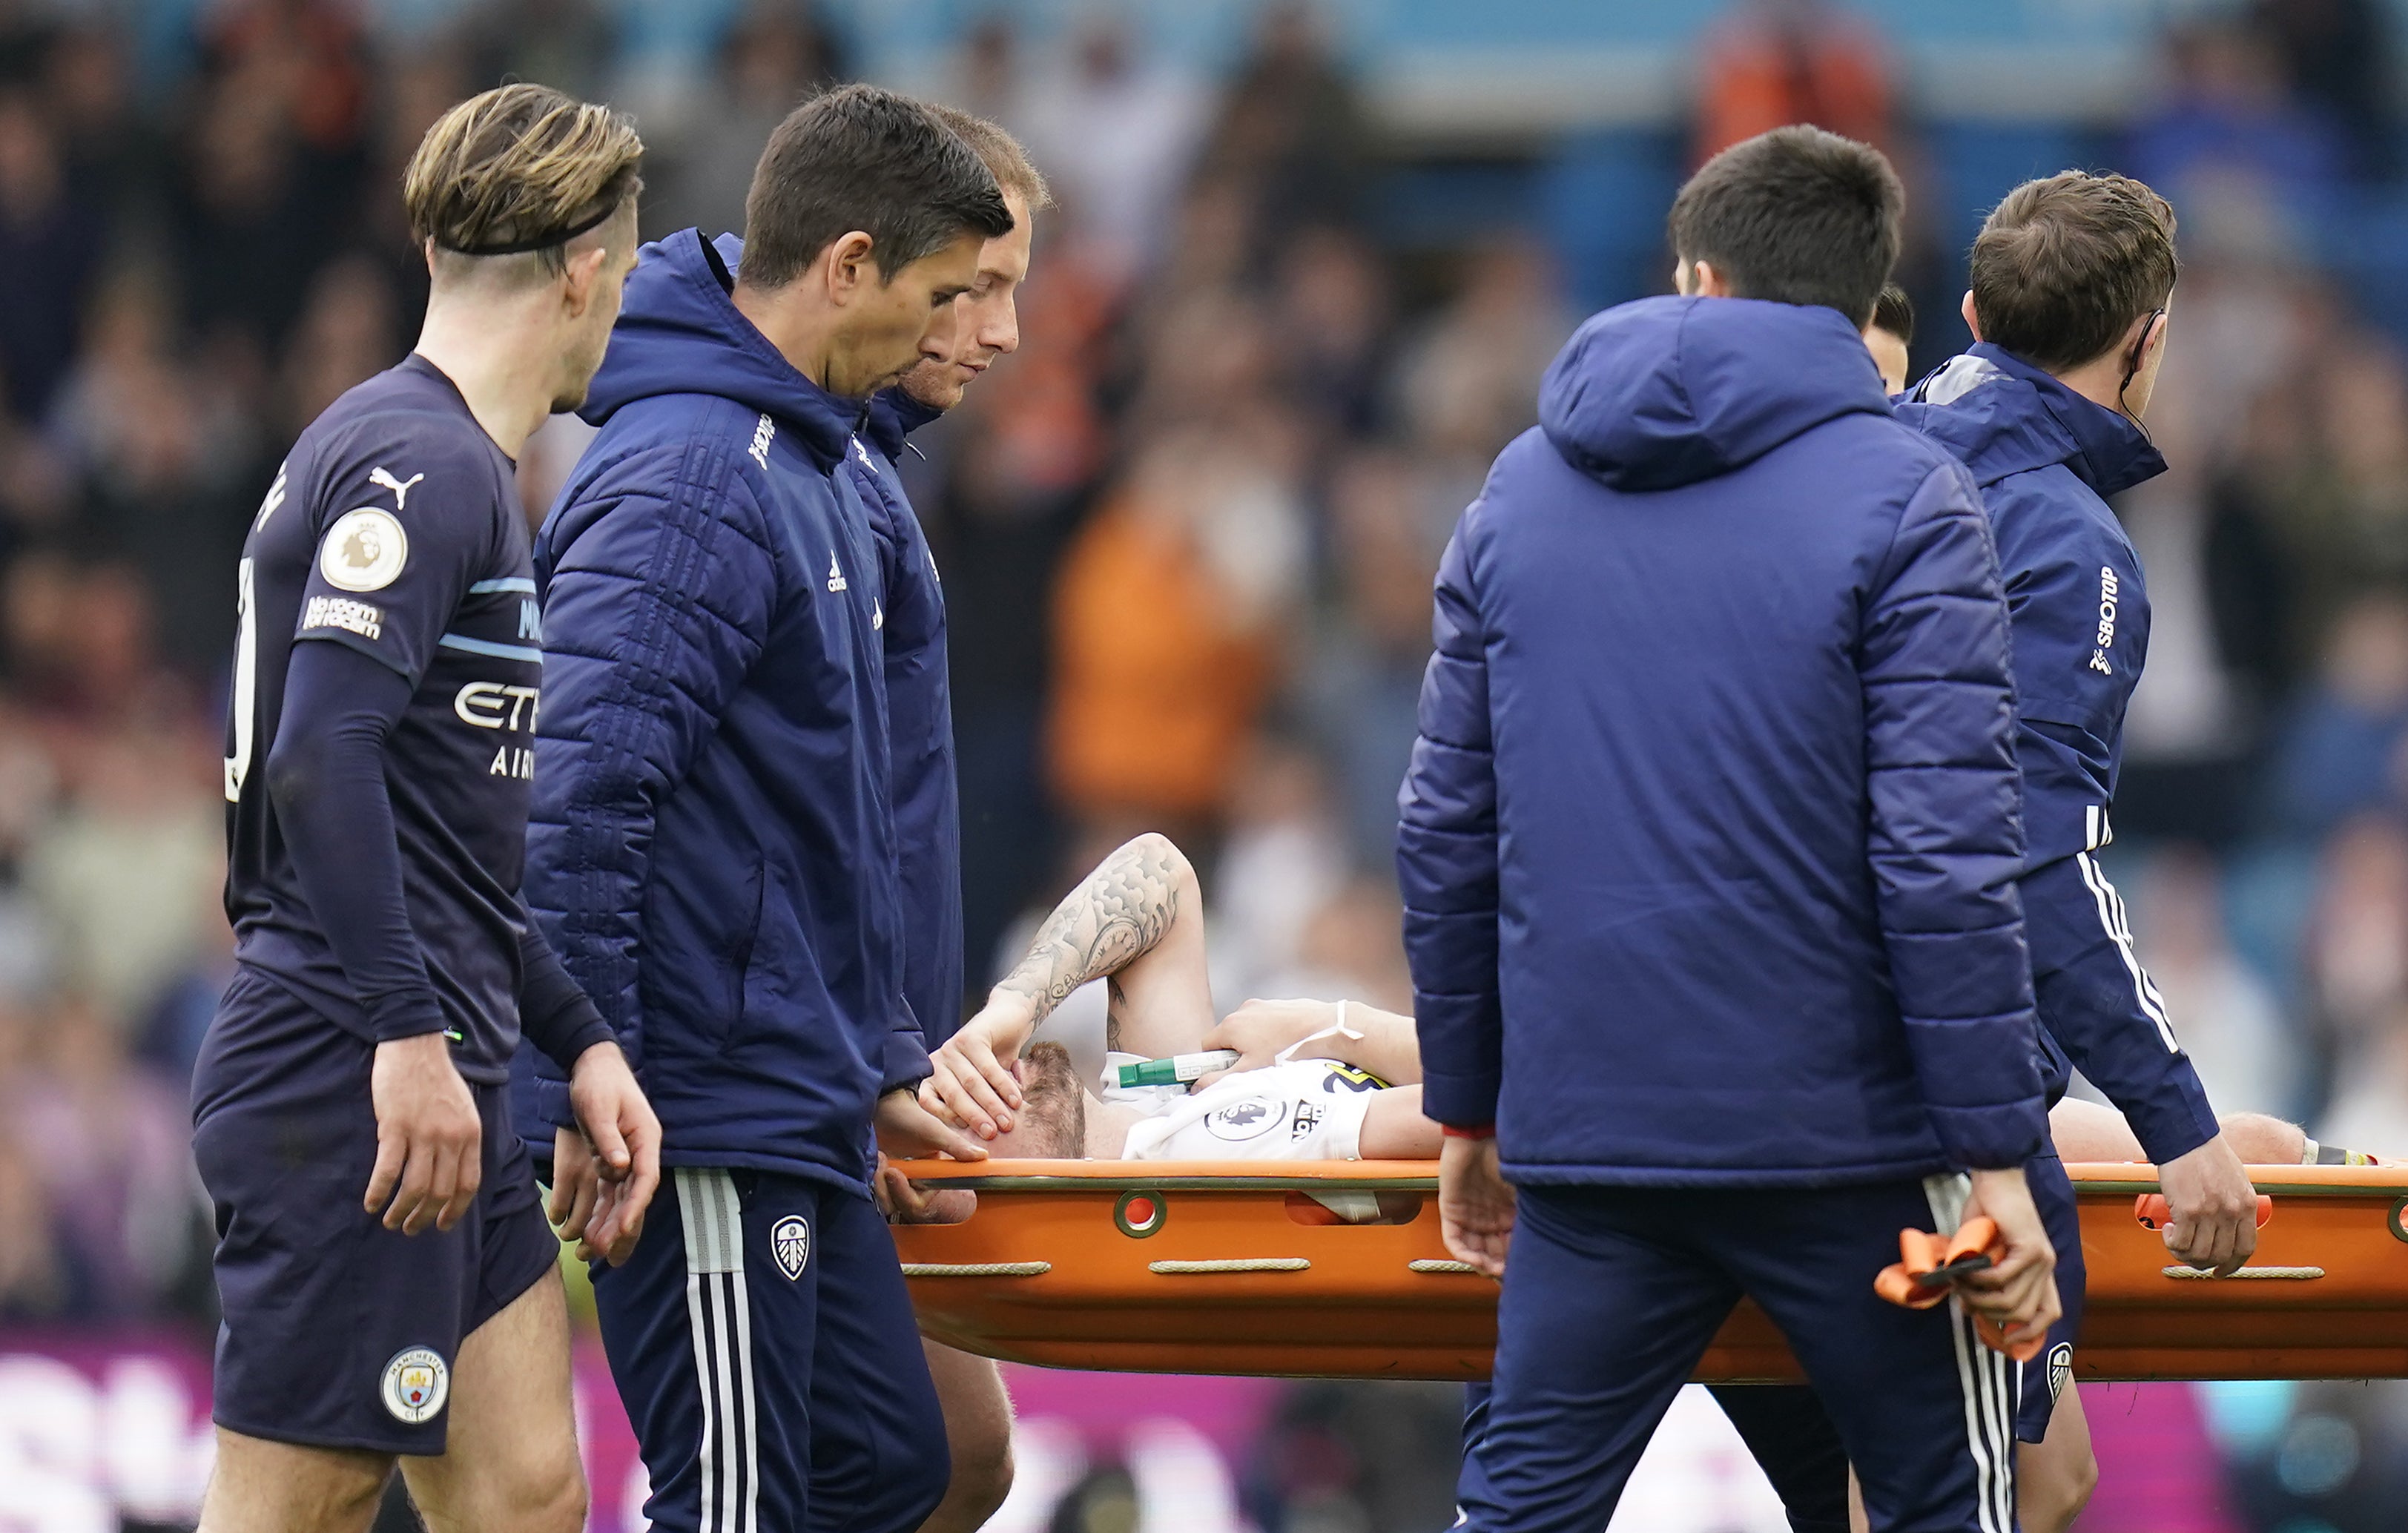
[191,87,656,1533]
[215,359,566,1084]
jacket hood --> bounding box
[862,386,946,463]
[1539,296,1894,492]
[1894,343,2165,498]
[580,228,859,466]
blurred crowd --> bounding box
[10,0,2408,1527]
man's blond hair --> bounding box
[928,104,1052,212]
[404,83,644,283]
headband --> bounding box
[436,197,619,257]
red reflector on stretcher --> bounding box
[886,1160,2408,1383]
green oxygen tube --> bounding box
[1114,1050,1241,1089]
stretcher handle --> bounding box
[2133,1193,2273,1231]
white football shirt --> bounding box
[1102,1052,1382,1162]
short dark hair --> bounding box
[1871,283,1914,344]
[1666,125,1904,326]
[1970,171,2178,374]
[740,84,1014,290]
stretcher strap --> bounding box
[2160,1265,2326,1280]
[1408,1259,1483,1275]
[900,1262,1054,1278]
[1148,1258,1311,1274]
[1274,1003,1365,1066]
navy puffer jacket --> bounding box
[1399,296,2048,1186]
[516,228,923,1193]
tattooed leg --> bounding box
[989,832,1216,1060]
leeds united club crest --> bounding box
[772,1214,811,1281]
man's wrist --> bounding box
[986,988,1041,1030]
[369,996,450,1045]
[1290,1000,1350,1059]
[2135,1097,2220,1169]
[1441,1123,1496,1141]
[375,1024,452,1051]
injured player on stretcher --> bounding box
[903,834,2372,1207]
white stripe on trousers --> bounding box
[2084,804,2114,853]
[1925,1174,2015,1533]
[2074,850,2180,1052]
[678,1170,759,1533]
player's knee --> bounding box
[2019,1446,2098,1533]
[199,1473,385,1533]
[931,1431,1014,1532]
[199,1431,391,1533]
[407,1455,584,1533]
[506,1463,587,1533]
[2220,1112,2304,1164]
[486,1446,587,1533]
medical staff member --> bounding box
[521,86,1010,1533]
[1896,169,2263,1532]
[1399,125,2060,1533]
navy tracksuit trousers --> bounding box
[1458,1178,2022,1533]
[1465,1382,1852,1532]
[593,1167,948,1533]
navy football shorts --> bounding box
[192,967,561,1455]
[2021,1148,2085,1444]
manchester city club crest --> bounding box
[772,1214,811,1281]
[2046,1341,2074,1404]
[380,1346,449,1424]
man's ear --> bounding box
[1959,290,1983,343]
[561,243,610,318]
[2137,307,2169,364]
[822,230,877,306]
[1684,260,1735,299]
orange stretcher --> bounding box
[885,1160,2408,1383]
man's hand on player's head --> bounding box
[879,1086,990,1163]
[1959,1166,2063,1348]
[923,999,1036,1139]
[563,1041,659,1265]
[2156,1133,2260,1276]
[366,1031,484,1235]
[1196,998,1342,1084]
[1439,1133,1514,1279]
